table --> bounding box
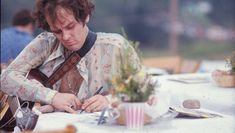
[34,73,235,133]
[158,73,235,116]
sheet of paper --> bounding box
[34,111,101,132]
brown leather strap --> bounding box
[44,52,81,88]
[27,53,81,89]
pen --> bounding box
[80,86,103,113]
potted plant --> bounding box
[110,31,157,129]
[212,51,235,88]
[111,66,157,129]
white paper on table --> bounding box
[34,111,101,132]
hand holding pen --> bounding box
[80,86,109,113]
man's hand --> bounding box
[51,93,82,113]
[82,95,109,113]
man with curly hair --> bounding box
[1,0,141,114]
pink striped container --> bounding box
[124,102,145,129]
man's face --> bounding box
[46,7,88,51]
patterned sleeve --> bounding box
[1,32,58,104]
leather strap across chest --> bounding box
[28,31,97,88]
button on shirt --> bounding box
[1,27,33,63]
[1,32,141,104]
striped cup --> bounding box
[124,102,145,129]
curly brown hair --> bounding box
[33,0,95,31]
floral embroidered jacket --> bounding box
[1,32,141,104]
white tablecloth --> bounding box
[34,73,235,133]
[158,73,235,116]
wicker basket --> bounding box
[212,70,235,88]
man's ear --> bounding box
[85,15,90,23]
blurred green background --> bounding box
[1,0,234,60]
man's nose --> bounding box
[62,31,70,41]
